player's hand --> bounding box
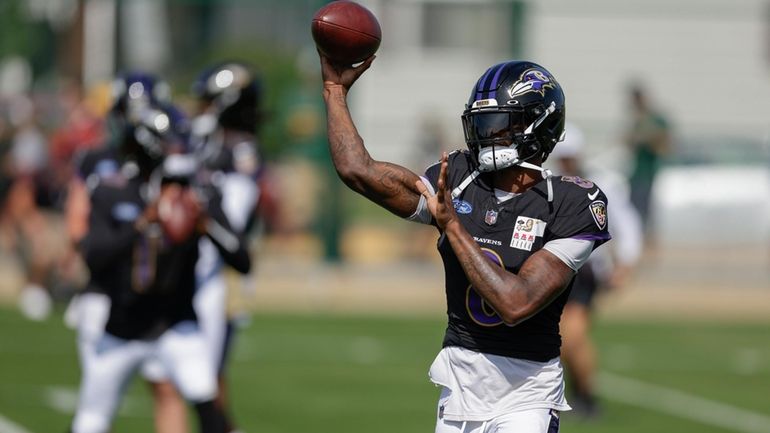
[135,199,160,232]
[190,191,209,236]
[416,152,458,231]
[319,51,375,93]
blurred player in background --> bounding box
[549,123,643,419]
[65,73,171,252]
[624,83,671,236]
[191,61,264,433]
[141,61,265,433]
[319,53,611,433]
[69,96,251,433]
[63,73,193,433]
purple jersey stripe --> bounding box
[572,233,612,241]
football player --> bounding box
[63,73,193,433]
[624,83,671,234]
[140,61,264,433]
[548,123,643,418]
[69,96,250,433]
[318,55,611,433]
[65,73,171,348]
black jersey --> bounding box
[423,151,611,362]
[80,173,250,340]
[72,147,122,296]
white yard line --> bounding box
[598,371,770,433]
[0,414,33,433]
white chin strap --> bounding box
[520,161,555,204]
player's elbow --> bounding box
[498,303,538,327]
[499,310,525,327]
[335,164,369,193]
[225,249,251,274]
[235,260,251,274]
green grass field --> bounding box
[0,306,768,433]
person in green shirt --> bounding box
[624,84,671,235]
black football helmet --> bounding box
[191,62,262,134]
[121,103,190,178]
[462,60,566,172]
[107,72,171,149]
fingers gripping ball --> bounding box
[311,1,381,65]
[157,184,201,244]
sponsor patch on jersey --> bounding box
[561,175,594,189]
[510,216,546,251]
[589,201,607,229]
[112,202,141,222]
[453,199,473,214]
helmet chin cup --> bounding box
[477,145,520,172]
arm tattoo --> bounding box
[324,87,421,217]
[359,162,421,217]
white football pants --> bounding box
[435,407,561,433]
[71,321,217,433]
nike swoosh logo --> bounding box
[587,189,600,200]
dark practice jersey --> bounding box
[72,146,121,295]
[80,173,250,340]
[423,151,611,362]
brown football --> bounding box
[311,1,381,65]
[157,184,200,244]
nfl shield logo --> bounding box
[485,209,498,225]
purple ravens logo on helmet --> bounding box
[508,69,554,98]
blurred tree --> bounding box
[0,0,62,81]
[162,0,346,261]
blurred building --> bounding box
[3,0,769,248]
[351,0,770,246]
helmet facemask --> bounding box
[123,108,187,179]
[462,101,557,173]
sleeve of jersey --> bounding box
[405,160,441,225]
[544,187,612,270]
[405,152,465,225]
[220,172,259,233]
[204,197,252,274]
